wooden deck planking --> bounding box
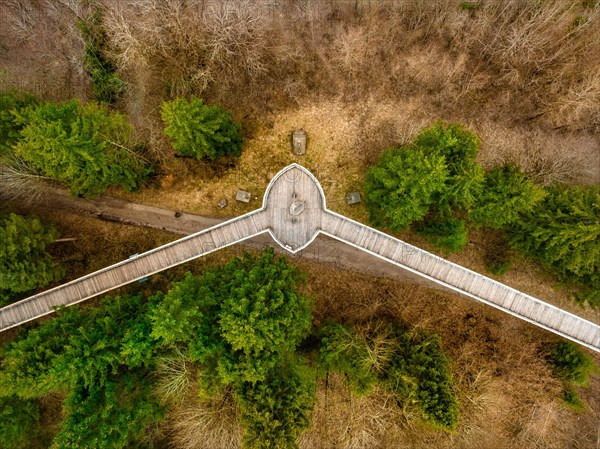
[0,210,269,331]
[321,210,600,352]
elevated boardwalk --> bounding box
[320,212,600,351]
[0,210,269,331]
[1,164,598,353]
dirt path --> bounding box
[19,187,429,286]
[8,186,599,324]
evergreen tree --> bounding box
[150,248,314,447]
[0,214,62,306]
[12,100,151,197]
[472,165,546,229]
[0,90,37,155]
[77,9,125,104]
[161,96,243,160]
[412,122,484,210]
[510,186,600,307]
[237,362,315,449]
[364,147,448,231]
[0,294,163,449]
[386,330,459,431]
[363,122,483,252]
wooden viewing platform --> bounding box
[1,164,598,353]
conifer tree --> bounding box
[510,186,600,307]
[161,96,243,160]
[0,214,62,306]
[12,100,151,197]
[472,165,546,229]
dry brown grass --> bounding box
[302,262,600,449]
[167,387,242,449]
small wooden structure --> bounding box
[291,130,307,155]
[235,190,251,203]
[346,192,361,205]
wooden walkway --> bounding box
[320,212,600,352]
[0,210,269,331]
[1,164,598,353]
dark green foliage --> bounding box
[0,396,40,449]
[386,331,459,431]
[547,341,596,386]
[0,307,85,398]
[318,322,379,395]
[472,165,546,229]
[364,147,448,230]
[151,248,312,387]
[150,248,314,446]
[0,90,37,154]
[416,217,468,252]
[546,340,597,411]
[161,96,243,160]
[412,122,484,210]
[510,186,600,307]
[364,122,484,252]
[0,294,162,448]
[0,295,156,399]
[52,295,159,389]
[52,374,163,449]
[318,322,459,432]
[0,214,62,306]
[562,385,586,411]
[237,362,315,449]
[13,100,151,197]
[77,9,125,104]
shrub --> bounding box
[318,323,381,395]
[547,340,596,386]
[12,100,151,197]
[161,97,242,160]
[387,331,459,432]
[237,362,315,449]
[318,322,460,432]
[546,340,597,411]
[0,397,40,449]
[416,217,468,252]
[0,90,37,154]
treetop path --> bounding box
[1,164,598,352]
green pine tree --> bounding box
[472,165,546,229]
[12,100,151,197]
[0,214,62,306]
[364,147,449,231]
[510,185,600,307]
[161,96,243,160]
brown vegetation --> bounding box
[1,1,599,447]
